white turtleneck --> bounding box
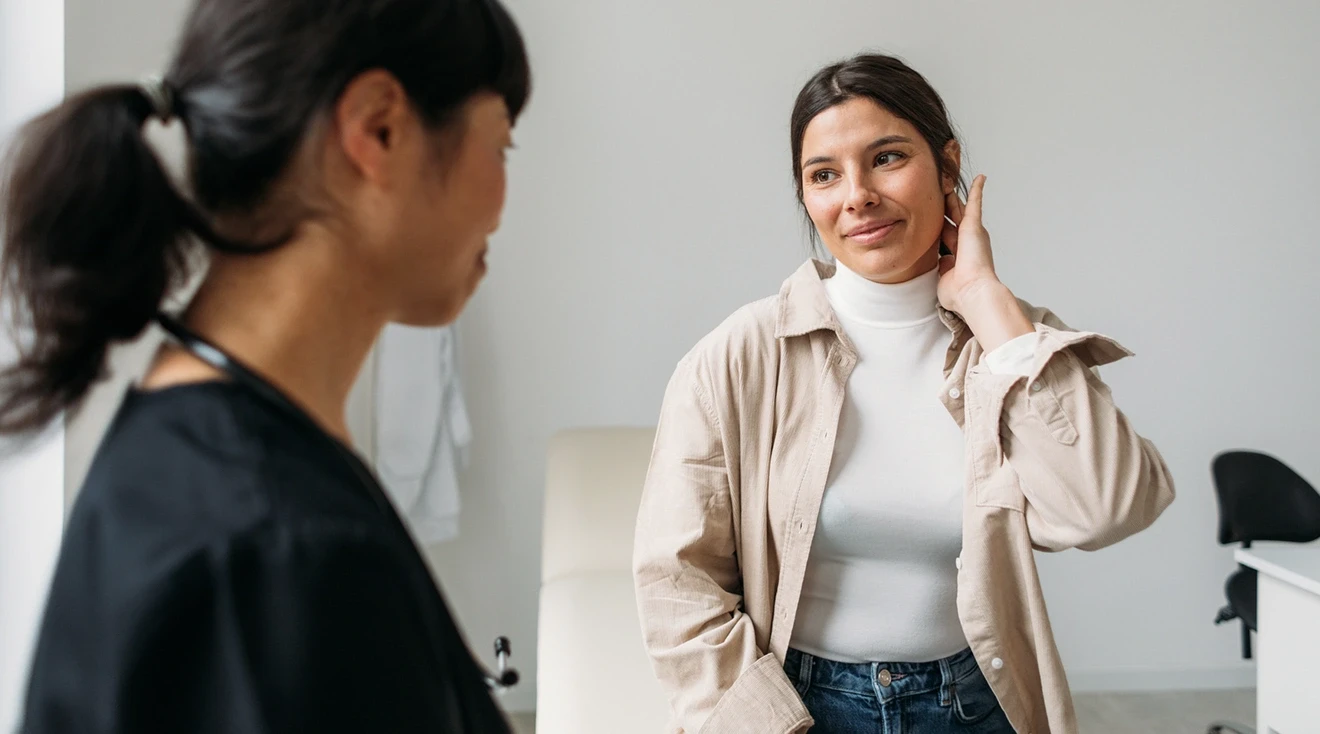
[789,260,1037,664]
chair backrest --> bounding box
[541,426,656,584]
[1213,450,1320,545]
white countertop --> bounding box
[1236,543,1320,597]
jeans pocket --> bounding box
[951,665,1002,725]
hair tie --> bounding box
[137,75,175,121]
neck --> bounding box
[148,229,387,443]
[825,258,940,327]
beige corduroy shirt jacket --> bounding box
[633,260,1176,734]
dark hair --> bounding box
[0,0,531,435]
[790,53,966,248]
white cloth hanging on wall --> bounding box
[373,323,471,545]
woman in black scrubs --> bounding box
[0,0,530,731]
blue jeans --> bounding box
[784,647,1016,734]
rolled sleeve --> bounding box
[965,322,1175,552]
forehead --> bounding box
[800,97,920,159]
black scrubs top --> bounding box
[21,381,511,733]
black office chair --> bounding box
[1206,450,1320,734]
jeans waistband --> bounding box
[784,647,982,702]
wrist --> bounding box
[956,281,1034,352]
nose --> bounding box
[844,175,879,212]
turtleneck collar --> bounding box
[823,257,940,328]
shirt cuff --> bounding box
[983,330,1040,377]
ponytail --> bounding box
[1,0,532,437]
[0,85,193,435]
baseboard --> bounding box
[1069,665,1256,692]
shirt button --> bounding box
[991,657,1004,670]
[877,668,892,687]
[948,387,962,400]
[955,556,963,570]
[1031,382,1044,393]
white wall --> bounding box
[434,0,1320,709]
[0,1,66,730]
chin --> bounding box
[392,253,487,327]
[847,244,903,270]
[842,242,933,282]
[393,290,468,328]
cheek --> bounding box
[803,190,840,232]
[432,155,505,239]
[488,165,507,222]
[465,155,507,232]
[890,170,944,232]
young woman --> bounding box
[634,53,1174,734]
[0,0,530,731]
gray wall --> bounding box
[440,0,1320,710]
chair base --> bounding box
[1206,721,1254,734]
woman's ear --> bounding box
[941,139,962,195]
[332,69,411,187]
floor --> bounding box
[507,689,1256,733]
[1073,689,1255,733]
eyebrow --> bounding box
[802,135,915,168]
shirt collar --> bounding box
[775,259,969,342]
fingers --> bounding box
[963,174,986,228]
[938,253,956,276]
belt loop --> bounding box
[938,655,955,707]
[792,654,813,686]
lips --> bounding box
[845,219,900,244]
